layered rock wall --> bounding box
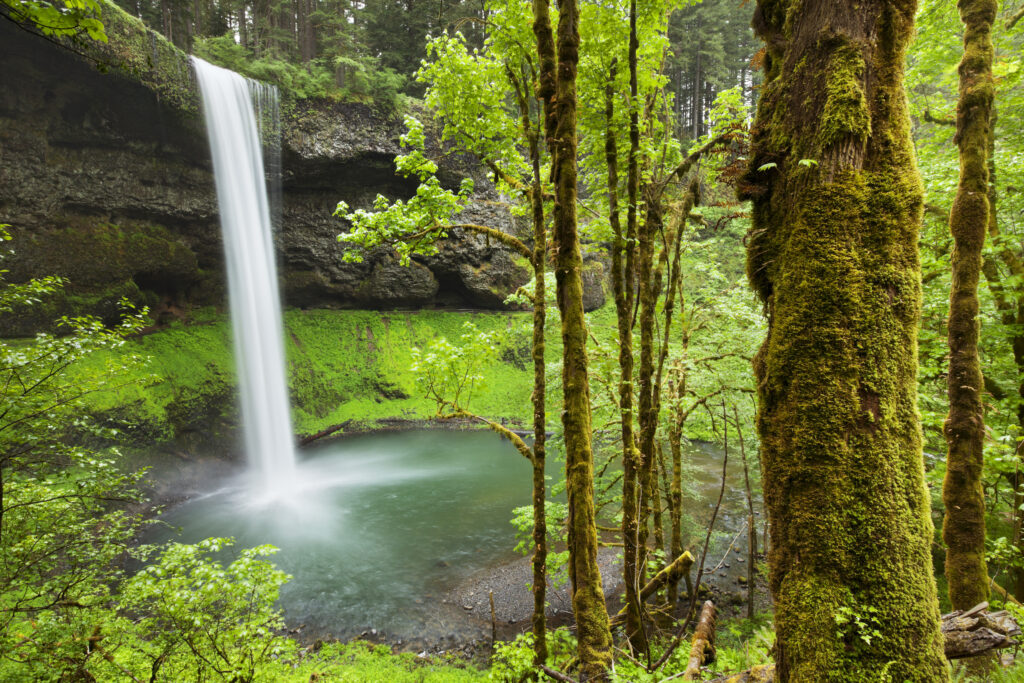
[0,14,592,336]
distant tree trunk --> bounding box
[740,65,747,108]
[239,2,248,49]
[740,0,949,679]
[691,29,701,140]
[302,0,316,61]
[192,0,201,42]
[161,0,173,44]
[943,0,996,612]
[534,0,613,674]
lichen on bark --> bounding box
[740,0,949,679]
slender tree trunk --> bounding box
[161,0,173,44]
[621,0,648,653]
[534,0,612,677]
[524,79,549,667]
[740,0,949,679]
[666,358,688,610]
[607,58,645,656]
[636,191,658,598]
[691,31,701,140]
[979,106,1024,600]
[943,0,996,612]
[734,405,757,620]
[239,3,248,49]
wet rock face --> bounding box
[0,23,551,335]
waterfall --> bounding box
[192,56,296,497]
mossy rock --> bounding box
[3,218,207,336]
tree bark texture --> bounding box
[740,0,948,679]
[535,0,613,676]
[943,0,996,612]
[606,55,645,656]
[709,604,1020,682]
[682,601,717,680]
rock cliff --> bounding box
[0,12,603,335]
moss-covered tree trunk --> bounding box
[535,0,613,676]
[623,0,653,652]
[517,76,550,665]
[978,105,1024,599]
[943,0,996,612]
[605,55,646,656]
[740,0,948,679]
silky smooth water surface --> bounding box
[152,430,531,641]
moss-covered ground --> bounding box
[233,642,489,682]
[78,308,538,445]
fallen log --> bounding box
[609,551,695,627]
[942,601,1020,659]
[707,602,1019,682]
[298,421,351,446]
[683,601,717,680]
[708,665,775,683]
[642,551,695,603]
[988,578,1022,607]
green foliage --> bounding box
[336,117,475,265]
[510,501,569,588]
[418,30,532,188]
[410,321,500,414]
[80,309,536,442]
[833,604,883,649]
[712,616,776,676]
[191,33,406,107]
[0,228,301,682]
[2,0,107,42]
[95,539,294,682]
[488,629,575,682]
[0,227,156,678]
[285,641,487,682]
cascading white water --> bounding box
[192,56,296,497]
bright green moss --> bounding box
[74,309,537,446]
[743,1,948,679]
[817,43,872,152]
[91,1,199,114]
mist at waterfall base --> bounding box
[148,430,532,642]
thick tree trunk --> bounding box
[943,0,996,612]
[710,604,1019,682]
[740,0,948,679]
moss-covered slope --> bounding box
[79,309,535,449]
